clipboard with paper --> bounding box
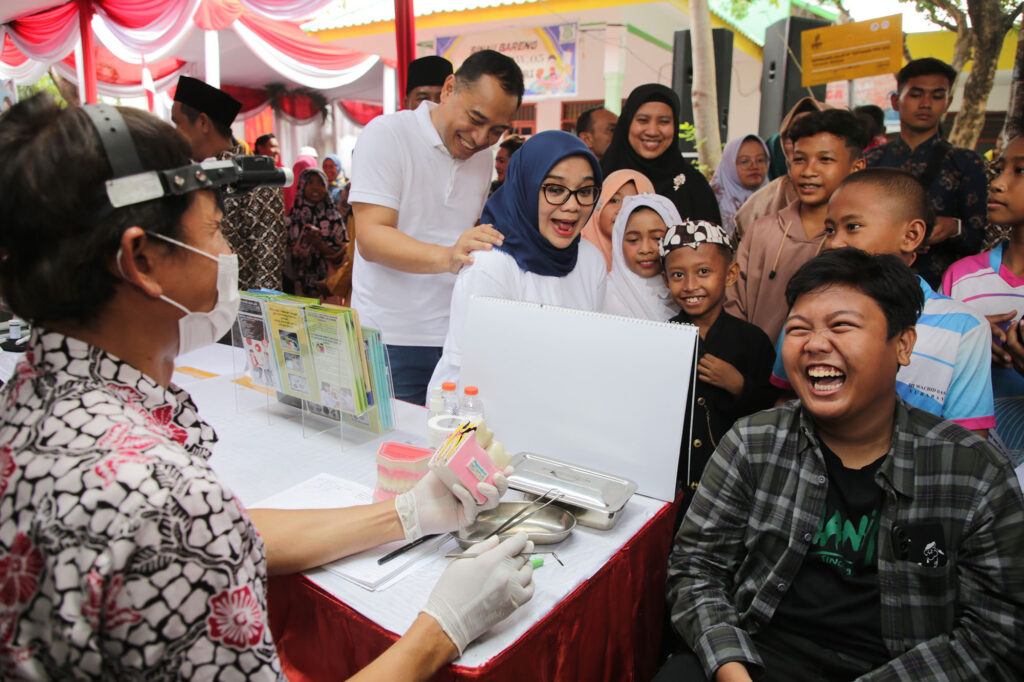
[459,297,699,502]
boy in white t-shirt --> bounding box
[349,50,523,404]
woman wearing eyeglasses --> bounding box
[429,130,605,387]
[710,135,771,236]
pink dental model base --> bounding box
[373,442,434,501]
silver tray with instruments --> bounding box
[454,501,576,548]
[506,452,637,530]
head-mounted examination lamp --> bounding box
[82,103,293,212]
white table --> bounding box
[173,346,669,670]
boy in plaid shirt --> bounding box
[660,248,1024,681]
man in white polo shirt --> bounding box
[350,50,523,405]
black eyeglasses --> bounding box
[541,183,600,206]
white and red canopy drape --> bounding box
[0,0,386,118]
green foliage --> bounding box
[678,122,711,175]
[679,121,698,144]
[15,73,67,107]
[721,0,756,19]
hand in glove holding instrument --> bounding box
[394,468,509,540]
[422,532,536,654]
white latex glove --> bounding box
[421,532,535,655]
[394,469,508,541]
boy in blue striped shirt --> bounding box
[769,168,995,437]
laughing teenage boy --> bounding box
[660,248,1024,681]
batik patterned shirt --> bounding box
[667,400,1024,679]
[0,330,284,680]
[219,143,287,292]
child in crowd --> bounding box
[733,97,829,239]
[603,194,681,320]
[771,168,995,437]
[581,169,655,271]
[662,220,777,494]
[710,135,770,235]
[429,130,606,387]
[943,135,1024,399]
[285,168,348,297]
[726,109,868,342]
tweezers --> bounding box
[484,488,563,540]
[445,550,565,566]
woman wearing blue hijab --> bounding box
[429,130,607,387]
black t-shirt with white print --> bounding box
[766,440,891,677]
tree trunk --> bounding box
[48,67,79,107]
[949,26,973,75]
[689,0,722,176]
[999,24,1024,148]
[949,0,1007,149]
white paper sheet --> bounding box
[254,473,446,591]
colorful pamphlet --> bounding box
[237,292,282,391]
[265,297,320,404]
[342,327,395,434]
[234,290,392,433]
[304,304,370,415]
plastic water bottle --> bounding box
[459,386,485,423]
[427,386,445,419]
[441,382,460,415]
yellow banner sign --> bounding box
[801,15,903,87]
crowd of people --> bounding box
[0,46,1023,681]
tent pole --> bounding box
[204,30,221,88]
[395,0,415,106]
[383,65,397,115]
[73,40,87,104]
[78,0,97,104]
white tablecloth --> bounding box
[174,345,667,668]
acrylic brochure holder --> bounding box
[229,317,397,449]
[459,297,698,502]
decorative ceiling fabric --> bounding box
[238,0,335,22]
[2,1,78,63]
[0,0,379,96]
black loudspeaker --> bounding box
[672,28,733,154]
[758,16,830,140]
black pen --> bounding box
[376,533,439,565]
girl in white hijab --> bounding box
[603,193,682,320]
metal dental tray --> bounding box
[455,502,575,548]
[506,452,637,530]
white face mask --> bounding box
[117,233,240,357]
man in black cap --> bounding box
[172,75,286,291]
[404,55,453,110]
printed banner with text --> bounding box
[801,15,903,88]
[436,23,578,98]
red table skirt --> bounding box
[267,501,677,681]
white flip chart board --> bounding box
[460,297,698,502]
